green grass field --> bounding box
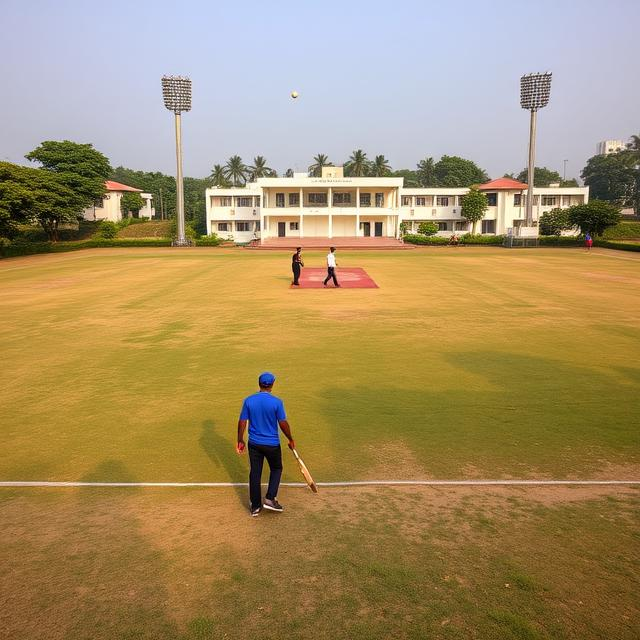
[1,246,639,639]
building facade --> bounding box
[205,168,589,243]
[596,140,625,155]
[83,181,154,222]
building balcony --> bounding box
[262,206,397,216]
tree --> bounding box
[581,153,635,207]
[25,140,111,206]
[416,157,437,186]
[210,164,230,188]
[308,154,333,177]
[0,162,86,241]
[417,221,438,236]
[120,192,145,217]
[0,162,38,238]
[371,155,391,177]
[284,168,294,178]
[626,133,640,214]
[433,156,488,187]
[111,167,176,220]
[344,149,370,177]
[248,156,273,181]
[224,155,248,186]
[391,169,421,187]
[516,166,563,187]
[539,208,572,236]
[460,187,488,233]
[568,200,621,236]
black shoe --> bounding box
[263,498,284,512]
[250,507,261,517]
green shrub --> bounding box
[417,221,438,236]
[196,234,224,246]
[594,239,640,252]
[97,221,118,239]
[459,234,504,245]
[538,236,582,246]
[539,208,572,235]
[403,234,449,245]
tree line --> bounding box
[2,133,638,243]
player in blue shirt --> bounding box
[237,372,295,516]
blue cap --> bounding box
[259,372,276,386]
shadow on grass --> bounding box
[318,350,640,478]
[199,419,247,507]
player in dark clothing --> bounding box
[292,247,304,285]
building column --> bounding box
[299,188,304,238]
[356,187,360,236]
[328,187,332,238]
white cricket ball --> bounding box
[290,91,299,99]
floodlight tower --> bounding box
[520,72,552,228]
[162,75,192,246]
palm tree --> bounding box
[344,149,369,177]
[308,153,333,177]
[248,156,274,181]
[371,155,391,177]
[416,157,436,186]
[284,168,294,178]
[209,164,230,187]
[224,155,248,187]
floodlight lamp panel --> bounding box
[162,75,192,113]
[520,72,552,111]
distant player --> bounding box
[236,372,295,517]
[323,246,340,287]
[585,232,593,251]
[291,247,304,285]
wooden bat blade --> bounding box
[292,449,319,493]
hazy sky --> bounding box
[1,0,638,182]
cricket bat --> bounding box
[291,448,318,493]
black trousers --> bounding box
[323,266,338,286]
[292,263,301,284]
[248,443,283,509]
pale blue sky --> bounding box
[1,0,638,181]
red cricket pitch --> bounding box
[291,267,378,289]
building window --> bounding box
[237,197,252,207]
[486,193,497,207]
[562,195,571,206]
[288,193,300,206]
[254,196,261,207]
[481,220,496,234]
[436,196,449,207]
[360,193,371,207]
[513,194,522,206]
[255,221,261,231]
[455,221,467,231]
[276,193,285,207]
[333,192,351,205]
[308,192,327,205]
[541,196,556,206]
[401,195,411,206]
[375,193,384,207]
[513,219,524,228]
[221,196,232,206]
[236,222,250,231]
[437,222,448,231]
[457,196,465,206]
[416,197,426,206]
[218,223,229,231]
[289,222,299,230]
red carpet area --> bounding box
[291,267,378,289]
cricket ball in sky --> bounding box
[290,91,299,99]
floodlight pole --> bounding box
[174,111,186,245]
[162,75,192,247]
[525,109,537,228]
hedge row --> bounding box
[600,221,640,240]
[403,234,505,245]
[594,239,640,252]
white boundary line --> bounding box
[0,480,639,488]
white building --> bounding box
[83,181,154,222]
[596,140,625,155]
[205,168,588,243]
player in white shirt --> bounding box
[323,246,340,287]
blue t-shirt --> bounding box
[239,391,286,446]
